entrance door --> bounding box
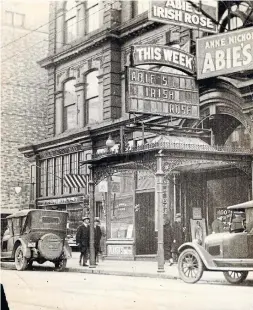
[135,191,156,255]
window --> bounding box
[137,0,149,14]
[63,155,70,194]
[40,160,47,197]
[55,157,62,195]
[86,0,99,33]
[47,159,54,196]
[63,79,78,131]
[86,71,102,124]
[65,0,77,43]
[5,11,25,27]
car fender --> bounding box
[63,241,72,259]
[178,242,217,270]
[12,239,31,259]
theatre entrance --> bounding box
[135,191,156,255]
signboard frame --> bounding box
[126,67,200,119]
[196,26,253,80]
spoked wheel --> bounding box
[223,271,248,284]
[55,259,67,271]
[178,249,204,284]
[15,245,28,271]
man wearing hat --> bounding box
[94,218,102,264]
[76,216,90,266]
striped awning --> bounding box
[64,174,87,188]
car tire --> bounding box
[223,271,248,284]
[55,259,67,272]
[178,248,204,284]
[15,245,28,271]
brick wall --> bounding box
[1,2,49,210]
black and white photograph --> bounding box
[0,0,253,309]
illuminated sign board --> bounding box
[127,67,199,119]
[149,0,218,33]
[132,45,195,75]
[196,27,253,80]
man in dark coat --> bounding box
[94,218,102,264]
[76,216,90,266]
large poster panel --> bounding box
[127,67,199,119]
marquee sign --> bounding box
[196,26,253,80]
[132,45,195,75]
[126,67,199,119]
[149,0,218,33]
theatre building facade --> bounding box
[20,1,253,259]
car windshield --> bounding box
[230,210,245,232]
[245,208,253,233]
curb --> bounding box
[0,262,229,284]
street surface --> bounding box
[1,269,253,310]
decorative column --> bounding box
[88,167,96,268]
[106,176,112,246]
[55,91,64,134]
[156,152,165,273]
[252,161,253,200]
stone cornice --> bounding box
[38,15,166,69]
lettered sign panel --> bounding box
[196,27,253,80]
[149,0,218,33]
[126,67,199,119]
[132,45,195,75]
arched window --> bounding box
[63,79,78,131]
[86,71,102,124]
[65,0,77,43]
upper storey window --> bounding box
[5,11,25,27]
[86,70,102,124]
[133,0,150,17]
[137,0,150,14]
[65,0,77,43]
[63,79,78,131]
[86,0,99,33]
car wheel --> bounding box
[178,249,204,284]
[55,259,67,271]
[223,271,248,284]
[15,245,28,271]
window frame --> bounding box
[86,0,99,33]
[63,78,78,131]
[64,0,78,43]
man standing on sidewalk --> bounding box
[94,218,102,264]
[76,216,90,266]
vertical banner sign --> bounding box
[196,27,253,80]
[149,0,218,33]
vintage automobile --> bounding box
[178,200,253,284]
[1,209,72,271]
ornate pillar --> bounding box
[252,161,253,200]
[156,152,165,273]
[75,83,86,128]
[106,176,112,244]
[89,167,96,268]
[55,91,64,134]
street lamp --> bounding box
[14,185,22,194]
[106,134,115,150]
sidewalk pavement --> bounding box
[1,252,253,284]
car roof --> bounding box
[6,209,68,219]
[227,200,253,210]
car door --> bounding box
[1,219,14,258]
